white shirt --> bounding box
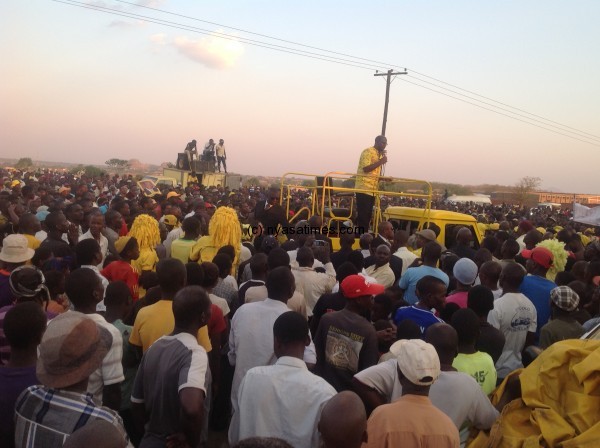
[229,356,336,447]
[209,293,231,317]
[79,313,124,405]
[228,299,316,416]
[354,359,498,431]
[393,247,418,276]
[80,265,109,312]
[80,230,109,265]
[291,263,336,316]
[488,292,537,378]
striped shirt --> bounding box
[131,332,209,445]
[14,386,129,448]
[80,313,125,404]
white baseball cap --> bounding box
[390,339,440,386]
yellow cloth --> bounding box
[468,339,600,448]
[355,146,382,192]
[129,299,211,353]
[23,234,41,250]
[190,235,217,264]
[132,248,159,272]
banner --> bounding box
[573,203,600,226]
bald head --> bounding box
[457,227,472,244]
[18,213,41,235]
[319,391,367,448]
[425,323,458,366]
[394,230,409,248]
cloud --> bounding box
[171,32,244,69]
[150,33,167,45]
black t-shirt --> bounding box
[314,308,378,392]
[477,321,506,365]
[310,292,347,337]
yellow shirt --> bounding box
[129,299,211,352]
[355,146,383,192]
[23,234,41,250]
[132,248,159,272]
[452,351,497,395]
[190,235,217,263]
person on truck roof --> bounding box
[355,136,388,232]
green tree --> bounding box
[105,158,130,170]
[15,157,33,169]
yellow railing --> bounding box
[279,171,433,235]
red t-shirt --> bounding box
[208,304,226,337]
[101,260,139,301]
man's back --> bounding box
[487,292,537,378]
[314,308,378,391]
[131,333,208,445]
[399,266,449,305]
[519,274,556,339]
[364,394,459,448]
[15,386,128,448]
[230,356,336,448]
[170,238,196,265]
[228,299,293,408]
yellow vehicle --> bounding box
[382,206,484,249]
[278,172,433,250]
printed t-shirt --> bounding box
[488,292,537,378]
[129,299,211,353]
[314,308,378,391]
[452,351,497,395]
[393,306,444,336]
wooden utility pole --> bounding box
[374,69,407,136]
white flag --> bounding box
[573,203,600,226]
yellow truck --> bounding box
[277,172,483,250]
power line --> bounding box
[50,0,600,146]
[112,0,600,141]
[404,74,600,143]
[398,77,600,147]
[405,68,600,140]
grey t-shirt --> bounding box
[131,332,208,445]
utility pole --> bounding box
[374,68,407,136]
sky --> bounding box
[1,0,599,193]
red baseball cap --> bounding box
[341,275,385,299]
[521,246,553,269]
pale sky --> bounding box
[2,0,599,193]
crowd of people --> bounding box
[0,163,599,448]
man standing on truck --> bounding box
[215,139,227,174]
[355,135,388,232]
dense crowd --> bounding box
[0,166,599,448]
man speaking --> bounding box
[355,135,388,231]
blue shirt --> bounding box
[393,306,444,336]
[398,266,449,305]
[519,274,556,341]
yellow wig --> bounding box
[128,214,161,250]
[208,206,242,267]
